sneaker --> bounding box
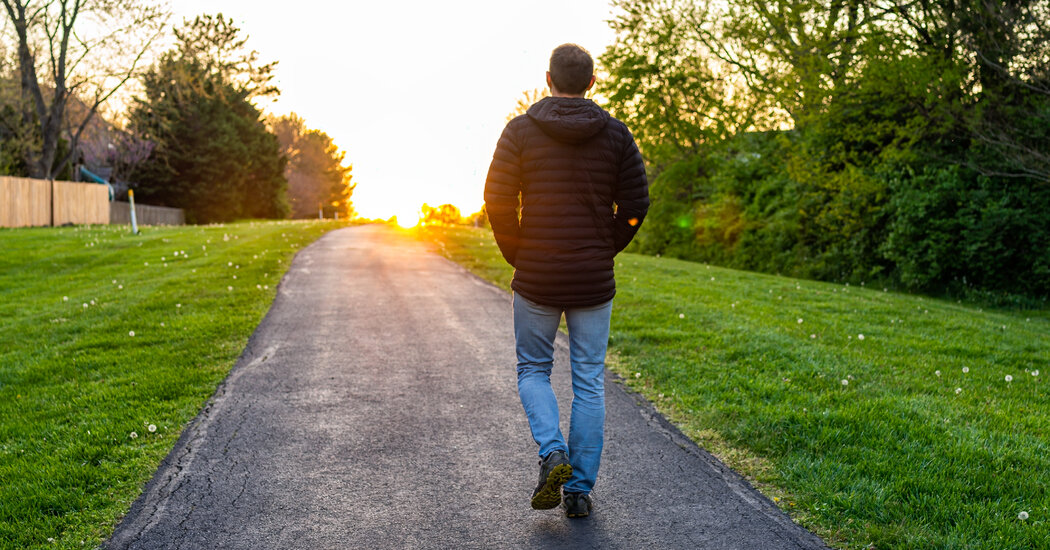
[530,450,572,510]
[563,492,592,518]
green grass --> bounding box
[415,225,1049,550]
[0,220,347,549]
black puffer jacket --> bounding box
[484,97,649,307]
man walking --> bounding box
[484,43,649,519]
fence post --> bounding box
[128,189,139,234]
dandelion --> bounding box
[1019,511,1029,521]
[227,286,233,291]
[228,262,233,266]
[810,334,816,339]
[1005,375,1013,382]
[148,424,157,433]
[962,366,969,373]
[635,372,641,378]
[857,334,865,340]
[160,322,165,327]
[129,431,138,439]
[232,275,237,279]
[797,318,803,324]
[129,331,135,337]
[83,303,88,308]
[955,388,962,394]
[841,379,848,386]
[90,300,95,305]
[112,280,117,284]
[264,285,269,290]
[1032,370,1039,377]
[144,262,148,266]
[935,370,941,377]
[63,296,68,301]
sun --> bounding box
[394,206,421,228]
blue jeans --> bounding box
[513,293,612,495]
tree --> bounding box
[128,14,287,223]
[420,203,462,226]
[506,88,549,121]
[269,112,355,219]
[0,0,167,179]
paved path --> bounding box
[105,225,828,550]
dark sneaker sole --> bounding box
[530,463,572,510]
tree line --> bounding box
[0,2,353,224]
[599,0,1050,305]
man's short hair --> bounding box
[549,44,594,95]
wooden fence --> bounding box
[110,201,185,226]
[1,176,109,227]
[1,175,184,228]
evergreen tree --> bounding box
[128,14,287,223]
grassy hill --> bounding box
[415,225,1049,550]
[0,220,345,549]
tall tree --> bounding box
[0,0,166,179]
[128,14,287,223]
[269,113,355,219]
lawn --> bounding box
[415,225,1049,550]
[0,220,346,549]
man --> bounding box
[484,43,649,519]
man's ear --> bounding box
[585,75,596,91]
[546,72,553,90]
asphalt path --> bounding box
[105,224,829,550]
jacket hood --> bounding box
[526,97,610,144]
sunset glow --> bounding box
[171,0,618,220]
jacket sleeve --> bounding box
[612,129,650,253]
[484,123,523,267]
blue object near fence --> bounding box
[79,166,114,201]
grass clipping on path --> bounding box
[0,220,345,549]
[416,225,1049,550]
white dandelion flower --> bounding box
[679,313,685,319]
[810,334,816,339]
[83,303,88,308]
[962,367,969,373]
[935,370,941,377]
[129,432,138,439]
[129,331,135,337]
[797,318,803,324]
[227,286,233,291]
[955,388,962,394]
[63,296,68,301]
[635,372,641,378]
[857,334,865,340]
[1032,370,1039,377]
[1018,511,1029,521]
[1005,375,1013,382]
[148,424,157,433]
[841,379,848,386]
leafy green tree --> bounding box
[128,14,287,223]
[269,113,355,219]
[600,0,1050,302]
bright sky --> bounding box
[172,0,619,222]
